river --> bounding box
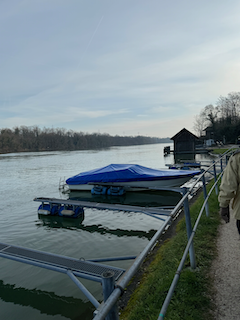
[0,143,215,319]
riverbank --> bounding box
[119,178,220,320]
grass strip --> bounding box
[211,147,237,155]
[120,179,220,320]
[211,148,229,154]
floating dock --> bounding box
[0,242,124,282]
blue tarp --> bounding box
[66,164,200,186]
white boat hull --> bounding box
[67,175,193,192]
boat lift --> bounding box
[0,191,181,319]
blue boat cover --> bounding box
[66,164,200,185]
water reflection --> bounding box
[170,152,217,165]
[0,280,94,320]
[174,153,196,163]
[37,214,85,229]
[68,190,182,208]
[37,215,157,240]
[0,151,63,160]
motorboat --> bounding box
[166,162,201,170]
[65,164,200,192]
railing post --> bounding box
[101,271,119,320]
[225,154,228,166]
[182,188,196,269]
[201,171,209,217]
[213,162,218,195]
[220,158,223,173]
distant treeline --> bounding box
[0,126,170,154]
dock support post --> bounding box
[67,270,100,309]
[101,271,119,320]
[201,172,209,217]
[182,188,196,270]
[213,163,218,195]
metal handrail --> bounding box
[157,147,236,319]
[93,147,236,320]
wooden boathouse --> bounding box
[171,128,199,154]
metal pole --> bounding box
[66,270,100,309]
[101,271,119,320]
[94,216,172,320]
[182,188,196,269]
[225,154,228,166]
[158,230,196,320]
[220,158,223,173]
[88,256,136,263]
[213,163,218,195]
[201,172,209,217]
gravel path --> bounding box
[212,212,240,319]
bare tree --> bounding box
[193,114,206,137]
[201,104,219,126]
[217,92,240,123]
[193,104,219,136]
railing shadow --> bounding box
[0,279,94,320]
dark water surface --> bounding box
[0,144,214,319]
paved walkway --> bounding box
[211,212,240,319]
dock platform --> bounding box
[0,242,124,281]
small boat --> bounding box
[166,162,201,170]
[66,164,200,192]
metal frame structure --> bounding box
[0,147,235,319]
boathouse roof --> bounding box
[171,128,199,141]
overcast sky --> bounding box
[1,0,240,138]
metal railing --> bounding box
[94,147,236,320]
[157,147,236,319]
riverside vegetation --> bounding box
[0,126,167,154]
[194,91,240,144]
[120,172,221,320]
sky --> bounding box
[1,0,240,138]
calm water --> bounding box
[0,143,214,319]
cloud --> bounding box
[1,0,240,137]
